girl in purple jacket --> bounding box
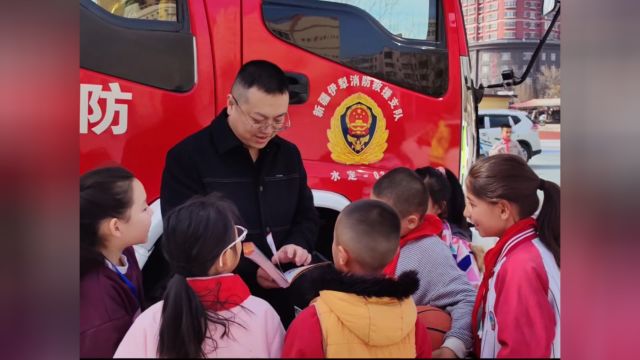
[80,166,152,357]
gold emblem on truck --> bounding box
[327,93,388,165]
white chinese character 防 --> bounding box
[327,83,338,96]
[361,76,371,87]
[318,92,331,106]
[347,171,357,181]
[313,105,325,118]
[381,87,393,100]
[80,83,132,135]
[350,74,360,87]
[338,77,348,89]
[330,171,341,182]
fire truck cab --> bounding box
[80,0,478,268]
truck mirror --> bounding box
[543,0,559,17]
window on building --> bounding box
[505,0,516,8]
[91,0,178,21]
[486,13,498,21]
[467,7,476,14]
[468,25,476,34]
[523,52,533,61]
[504,20,516,28]
[542,52,546,61]
[551,53,557,61]
[501,52,511,61]
[504,10,516,18]
[263,0,448,97]
[503,31,516,38]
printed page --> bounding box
[283,262,331,283]
[242,242,290,288]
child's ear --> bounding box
[406,214,420,230]
[337,245,349,266]
[101,218,122,238]
[498,200,513,220]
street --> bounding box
[472,132,561,250]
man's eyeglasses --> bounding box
[221,225,248,254]
[230,94,291,132]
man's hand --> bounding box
[256,267,281,289]
[271,244,312,266]
[432,347,458,358]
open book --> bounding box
[242,242,329,288]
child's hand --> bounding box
[271,244,312,266]
[471,243,486,273]
[256,268,281,289]
[432,347,458,358]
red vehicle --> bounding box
[80,0,558,263]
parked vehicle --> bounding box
[478,109,542,161]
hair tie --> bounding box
[538,179,545,190]
[436,166,446,176]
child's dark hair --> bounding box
[466,154,560,266]
[501,124,512,130]
[372,167,428,218]
[158,193,244,358]
[80,166,135,277]
[415,166,469,232]
[337,199,401,272]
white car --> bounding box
[478,109,542,161]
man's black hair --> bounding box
[232,60,288,95]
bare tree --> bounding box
[514,78,536,102]
[536,65,560,98]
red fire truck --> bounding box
[80,0,559,264]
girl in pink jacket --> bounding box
[115,194,285,358]
[464,154,560,358]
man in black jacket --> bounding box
[154,60,319,326]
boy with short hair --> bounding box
[372,167,476,358]
[282,199,432,358]
[489,124,527,160]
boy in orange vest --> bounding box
[282,199,431,358]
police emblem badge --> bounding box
[327,93,388,165]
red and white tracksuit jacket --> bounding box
[479,237,560,358]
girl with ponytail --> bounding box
[464,154,560,358]
[115,193,285,358]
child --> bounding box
[372,167,476,358]
[465,154,560,358]
[488,124,527,161]
[415,166,482,288]
[80,167,151,358]
[282,199,432,358]
[115,194,285,358]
